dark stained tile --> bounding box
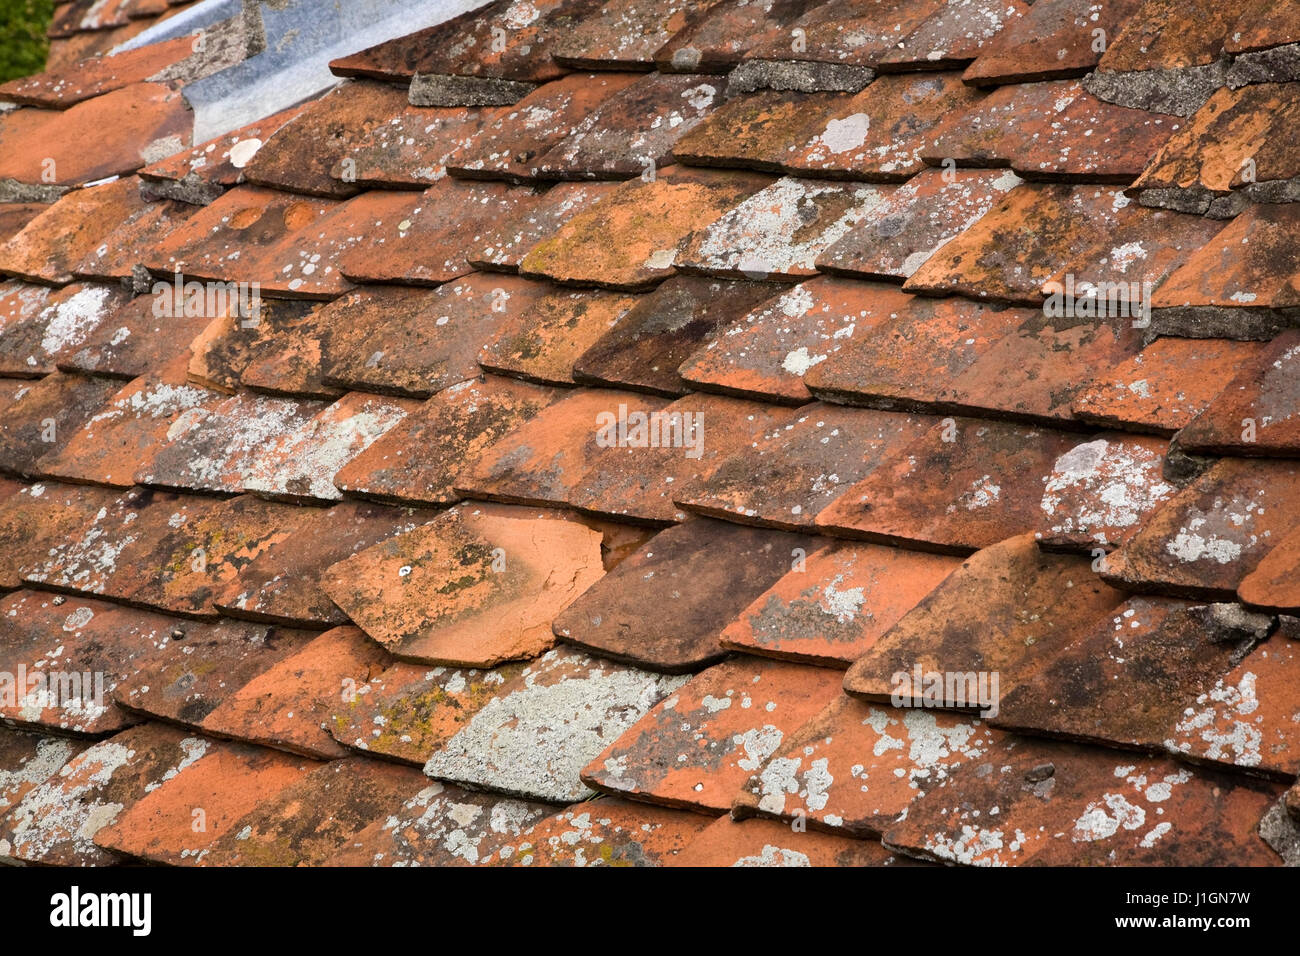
[0,204,46,240]
[1037,434,1176,551]
[238,308,345,400]
[320,276,550,398]
[0,282,58,350]
[518,166,771,289]
[1102,459,1300,599]
[327,780,553,866]
[484,798,712,866]
[1072,337,1267,435]
[533,72,726,180]
[467,181,619,271]
[185,296,319,392]
[0,372,121,478]
[478,286,641,385]
[323,504,605,666]
[214,500,431,627]
[963,0,1147,84]
[720,541,962,667]
[843,534,1127,702]
[326,659,529,765]
[572,276,785,395]
[681,404,934,531]
[815,167,1021,281]
[334,376,561,506]
[733,695,1003,835]
[994,598,1269,749]
[667,814,905,866]
[0,282,132,376]
[815,419,1094,552]
[676,176,892,279]
[882,733,1283,865]
[423,646,686,803]
[553,517,818,672]
[550,0,722,70]
[582,657,843,812]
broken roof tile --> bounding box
[423,646,687,803]
[572,276,785,395]
[682,404,934,530]
[334,375,561,506]
[583,657,841,813]
[324,504,604,667]
[719,541,962,667]
[1102,458,1300,599]
[667,813,905,866]
[553,517,818,672]
[518,166,771,289]
[485,798,712,865]
[844,534,1127,702]
[550,0,721,70]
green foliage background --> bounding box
[0,0,54,83]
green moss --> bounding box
[0,0,54,84]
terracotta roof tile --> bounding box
[0,730,86,818]
[844,534,1126,701]
[654,0,824,74]
[54,291,213,379]
[667,813,906,866]
[327,780,554,866]
[0,84,189,188]
[732,695,1003,835]
[326,659,529,765]
[581,657,842,812]
[333,104,495,190]
[518,166,770,289]
[742,0,945,70]
[483,798,712,865]
[553,517,818,671]
[994,597,1270,749]
[333,375,561,505]
[963,0,1146,85]
[0,481,121,589]
[550,0,722,71]
[676,176,892,279]
[719,541,963,667]
[0,204,46,238]
[0,371,122,477]
[323,504,604,666]
[0,34,197,107]
[1226,0,1300,55]
[467,181,618,271]
[572,276,785,395]
[0,282,132,376]
[185,297,319,392]
[876,0,1029,71]
[882,732,1284,865]
[1102,458,1300,599]
[73,196,203,282]
[1239,532,1300,612]
[422,646,686,802]
[237,309,344,400]
[1097,0,1237,74]
[532,72,726,180]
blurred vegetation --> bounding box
[0,0,55,84]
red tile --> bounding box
[339,104,498,189]
[0,372,121,477]
[0,204,46,239]
[1097,0,1238,73]
[553,517,818,672]
[1226,0,1300,54]
[550,0,722,70]
[485,798,712,866]
[672,87,841,172]
[73,195,203,281]
[0,281,132,376]
[1239,529,1300,612]
[0,481,121,589]
[0,34,197,107]
[54,290,213,380]
[843,534,1127,702]
[185,297,319,392]
[963,0,1147,84]
[655,0,824,73]
[720,541,962,667]
[582,657,843,812]
[323,504,605,666]
[877,0,1029,71]
[0,729,86,818]
[921,78,1086,166]
[667,814,904,866]
[743,0,944,69]
[467,181,618,271]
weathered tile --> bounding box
[185,297,319,392]
[1239,529,1300,612]
[215,500,430,627]
[742,0,944,69]
[478,286,641,385]
[816,168,1021,281]
[1037,434,1176,551]
[1102,459,1300,599]
[0,481,121,589]
[1175,330,1300,457]
[199,758,428,866]
[667,814,905,866]
[0,177,153,284]
[994,598,1270,749]
[963,0,1147,84]
[573,276,785,395]
[553,517,817,672]
[324,505,604,666]
[0,205,45,241]
[135,392,325,494]
[1096,0,1237,74]
[682,404,933,530]
[655,0,824,73]
[72,196,204,283]
[534,72,726,180]
[518,166,771,289]
[551,0,721,70]
[815,419,1096,552]
[1072,337,1266,435]
[423,646,686,803]
[338,104,497,189]
[843,534,1127,702]
[877,0,1029,70]
[467,181,618,271]
[238,308,345,400]
[1165,617,1300,777]
[326,659,529,765]
[677,176,891,279]
[0,84,189,187]
[55,291,213,380]
[720,542,962,667]
[733,695,1003,835]
[882,733,1283,865]
[0,722,211,866]
[583,657,841,812]
[0,282,132,376]
[0,372,121,477]
[93,741,316,865]
[921,78,1086,165]
[0,35,198,107]
[0,730,86,817]
[327,780,553,866]
[334,376,561,506]
[485,798,712,866]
